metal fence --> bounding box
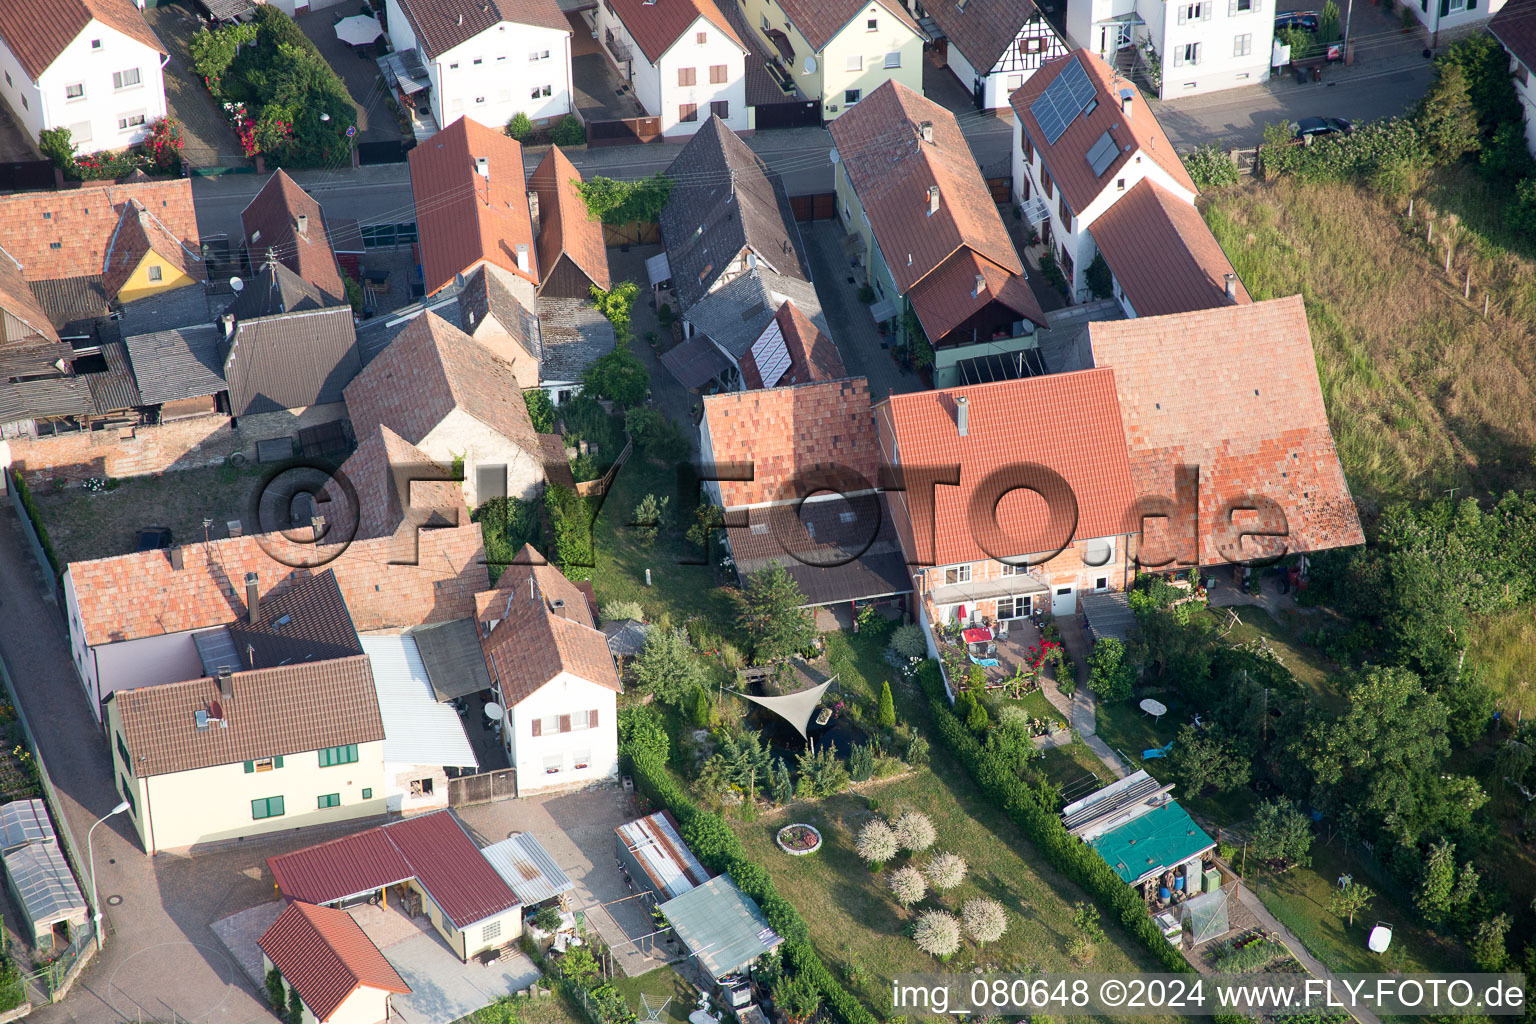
[447,768,518,806]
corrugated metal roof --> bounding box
[0,799,55,854]
[1088,800,1215,885]
[4,840,87,928]
[481,833,575,905]
[616,811,709,900]
[659,875,782,979]
[223,306,359,417]
[124,325,226,405]
[0,376,92,422]
[85,341,143,413]
[360,634,478,769]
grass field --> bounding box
[610,966,698,1024]
[1467,607,1536,718]
[1210,606,1342,706]
[1203,175,1536,504]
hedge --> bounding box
[618,710,877,1024]
[8,472,59,577]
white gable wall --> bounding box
[0,19,167,148]
[433,25,574,130]
[503,671,619,793]
[656,18,748,136]
[418,406,544,508]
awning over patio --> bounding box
[379,50,431,94]
[659,875,784,980]
[734,679,832,741]
[1080,590,1136,643]
[482,833,576,905]
[645,252,672,287]
[930,574,1047,607]
[660,335,731,391]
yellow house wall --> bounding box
[415,884,522,961]
[115,249,197,304]
[263,952,392,1024]
[819,8,923,119]
[738,0,822,97]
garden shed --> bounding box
[0,799,88,947]
[1088,800,1215,889]
[658,875,783,980]
[614,811,709,901]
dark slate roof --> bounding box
[535,296,616,383]
[228,260,334,320]
[124,325,227,405]
[226,569,365,671]
[659,334,732,391]
[85,341,143,412]
[409,618,493,702]
[660,117,809,311]
[0,376,92,422]
[726,492,912,606]
[460,266,540,362]
[681,268,826,359]
[222,306,360,416]
[117,283,215,336]
[602,619,650,657]
[29,276,108,329]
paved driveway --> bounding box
[295,10,402,147]
[143,3,245,168]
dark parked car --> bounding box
[1292,116,1355,141]
[1275,10,1321,31]
[135,526,173,552]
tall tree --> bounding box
[738,563,817,663]
[1167,724,1250,796]
[1249,799,1314,868]
[631,626,709,705]
[1417,62,1481,164]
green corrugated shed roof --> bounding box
[1088,801,1215,885]
[659,875,783,979]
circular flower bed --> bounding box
[776,823,822,855]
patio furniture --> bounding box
[335,14,384,45]
[961,627,993,644]
[1368,923,1392,953]
[1139,698,1168,721]
[968,653,1000,668]
[1143,741,1174,759]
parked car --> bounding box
[1275,10,1321,31]
[135,526,173,552]
[1291,116,1355,142]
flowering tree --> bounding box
[912,910,961,959]
[961,899,1008,946]
[888,865,927,907]
[892,810,936,853]
[144,117,185,172]
[854,819,897,869]
[924,852,967,892]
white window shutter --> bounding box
[1172,45,1183,64]
[1177,5,1187,23]
[1195,41,1203,61]
[1229,0,1238,15]
[1203,4,1213,19]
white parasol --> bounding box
[335,15,384,46]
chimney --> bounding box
[956,394,969,437]
[919,120,933,143]
[217,667,233,700]
[551,598,566,618]
[1224,272,1238,302]
[458,12,464,24]
[296,213,308,237]
[220,312,235,339]
[972,273,986,298]
[1119,88,1133,117]
[927,185,940,216]
[245,571,259,626]
[516,243,529,273]
[168,546,183,570]
[527,190,541,236]
[747,252,757,270]
[475,156,489,178]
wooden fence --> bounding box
[588,117,663,148]
[602,221,662,246]
[575,434,633,498]
[448,768,518,806]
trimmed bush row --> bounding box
[620,719,877,1024]
[8,472,58,576]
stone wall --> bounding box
[0,404,350,483]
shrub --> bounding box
[144,116,186,171]
[545,485,595,577]
[506,112,534,140]
[890,624,927,659]
[961,898,1007,945]
[38,127,75,171]
[265,967,286,1009]
[472,496,541,578]
[912,910,961,959]
[924,852,967,892]
[905,734,930,768]
[8,474,58,576]
[601,599,645,622]
[848,742,875,782]
[1249,798,1314,868]
[855,819,898,868]
[1183,143,1238,190]
[1417,62,1480,164]
[892,810,936,853]
[523,389,556,433]
[1479,123,1536,182]
[632,493,669,545]
[576,173,675,225]
[1509,178,1536,236]
[627,407,689,463]
[772,971,822,1024]
[1086,638,1133,701]
[876,680,897,729]
[632,627,708,705]
[794,747,849,798]
[552,115,587,147]
[531,904,565,932]
[583,346,647,406]
[688,686,711,728]
[1037,252,1068,292]
[888,865,927,907]
[1085,253,1112,300]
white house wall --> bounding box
[384,762,451,814]
[419,407,545,508]
[505,671,619,793]
[1155,0,1271,98]
[433,26,574,129]
[656,18,749,136]
[1513,55,1536,157]
[0,20,167,148]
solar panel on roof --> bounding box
[749,317,792,388]
[1030,56,1098,145]
[1086,131,1120,176]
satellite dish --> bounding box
[484,702,504,720]
[802,55,817,74]
[829,147,840,165]
[229,276,244,293]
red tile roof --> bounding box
[830,81,1023,295]
[0,0,164,81]
[240,171,346,304]
[702,377,879,508]
[1086,295,1364,566]
[409,117,537,296]
[602,0,744,62]
[0,251,58,345]
[115,655,384,778]
[327,424,464,542]
[480,545,623,704]
[1087,180,1247,318]
[875,369,1138,566]
[0,179,198,285]
[906,248,1046,343]
[395,0,569,58]
[343,311,542,459]
[1491,0,1536,69]
[739,301,845,389]
[1010,50,1196,217]
[529,146,611,293]
[922,0,1043,80]
[268,810,519,928]
[769,0,923,53]
[66,523,488,649]
[259,902,410,1021]
[102,200,207,298]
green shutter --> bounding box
[274,755,284,769]
[362,788,373,800]
[244,761,254,773]
[271,796,284,817]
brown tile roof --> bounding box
[830,81,1023,295]
[0,250,59,346]
[1491,0,1536,68]
[343,310,542,458]
[917,0,1038,73]
[702,377,879,508]
[1010,50,1196,217]
[480,546,622,704]
[1087,180,1248,318]
[226,568,364,671]
[67,523,488,649]
[328,424,463,543]
[0,179,198,285]
[409,117,537,296]
[907,248,1045,343]
[101,200,206,299]
[0,0,164,81]
[258,902,410,1021]
[1087,295,1363,566]
[396,0,569,56]
[875,369,1139,566]
[739,301,845,389]
[603,0,744,62]
[240,171,346,304]
[530,146,611,294]
[114,654,385,778]
[771,0,923,53]
[222,306,360,416]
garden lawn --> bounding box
[1038,741,1111,798]
[1002,688,1062,725]
[1199,606,1341,706]
[609,966,696,1024]
[460,992,587,1024]
[1093,700,1255,826]
[1467,607,1536,718]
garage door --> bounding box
[1051,585,1075,617]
